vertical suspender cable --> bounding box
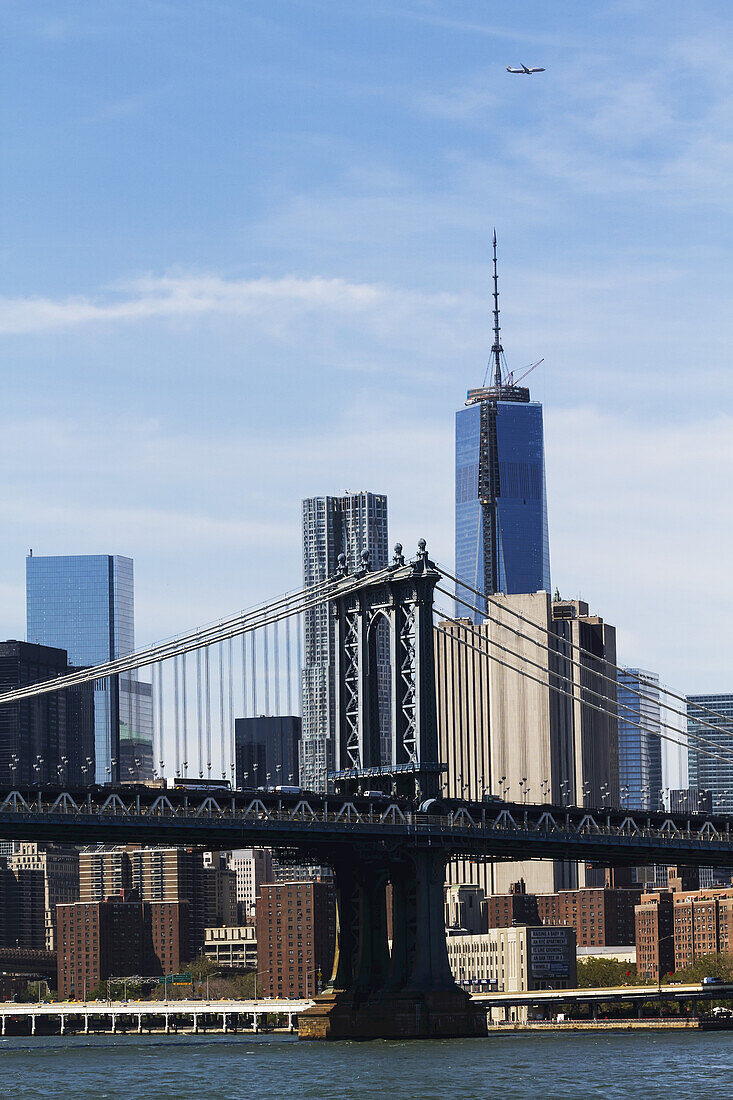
[228,636,235,783]
[241,633,247,720]
[286,610,293,715]
[219,642,226,779]
[273,619,280,716]
[151,663,158,778]
[134,673,140,779]
[157,663,165,778]
[196,648,203,778]
[296,612,303,717]
[263,624,270,715]
[181,652,188,777]
[173,655,181,778]
[250,632,258,716]
[205,646,212,778]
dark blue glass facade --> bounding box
[26,554,139,783]
[455,395,550,621]
[688,694,733,812]
[617,668,663,812]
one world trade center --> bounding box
[455,234,551,621]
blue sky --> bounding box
[2,0,733,692]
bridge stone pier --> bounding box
[299,543,486,1040]
[299,848,486,1040]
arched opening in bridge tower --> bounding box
[367,612,391,770]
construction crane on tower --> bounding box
[504,357,544,389]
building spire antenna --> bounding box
[491,229,503,389]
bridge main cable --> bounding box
[435,603,733,768]
[437,587,727,764]
[0,573,343,705]
[437,565,731,739]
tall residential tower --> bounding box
[455,234,550,620]
[300,492,389,792]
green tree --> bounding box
[666,953,733,984]
[576,956,649,988]
[187,956,219,982]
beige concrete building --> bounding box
[447,925,577,993]
[445,884,486,934]
[203,924,257,969]
[436,594,618,895]
[231,848,273,922]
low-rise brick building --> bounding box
[536,888,641,947]
[672,888,733,971]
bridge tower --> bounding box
[329,537,443,802]
[299,541,487,1040]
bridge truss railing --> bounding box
[0,789,730,847]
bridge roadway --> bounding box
[0,786,732,866]
[0,998,313,1034]
[474,981,733,1012]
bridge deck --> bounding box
[0,788,731,865]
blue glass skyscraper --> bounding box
[617,668,664,812]
[688,694,733,812]
[26,554,151,784]
[455,235,550,620]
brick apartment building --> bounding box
[635,885,733,980]
[256,880,335,998]
[480,881,640,948]
[57,891,189,999]
[536,887,641,948]
[79,846,235,957]
[635,891,674,980]
[483,880,540,930]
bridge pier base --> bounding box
[299,851,486,1041]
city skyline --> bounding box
[2,1,733,700]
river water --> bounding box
[1,1030,729,1099]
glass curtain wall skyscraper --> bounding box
[26,554,153,784]
[455,235,550,621]
[688,694,733,812]
[300,492,389,792]
[617,669,664,812]
[688,694,733,886]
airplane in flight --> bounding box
[507,64,545,74]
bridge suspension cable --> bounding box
[0,574,341,706]
[435,598,733,769]
[438,586,722,764]
[440,586,733,769]
[438,565,732,738]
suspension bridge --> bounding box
[1,539,732,1039]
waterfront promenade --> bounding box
[4,981,731,1036]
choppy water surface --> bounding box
[0,1030,730,1099]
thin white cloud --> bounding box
[0,275,377,335]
